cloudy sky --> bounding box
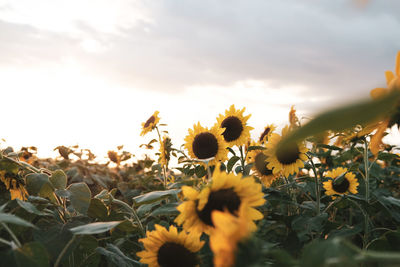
[1,0,400,159]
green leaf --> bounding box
[68,182,92,215]
[87,198,108,220]
[227,156,240,173]
[247,145,265,152]
[49,170,67,190]
[14,242,50,267]
[150,203,179,217]
[16,199,49,216]
[25,173,53,196]
[227,147,236,156]
[96,244,141,267]
[279,89,400,147]
[0,212,36,228]
[70,221,122,235]
[132,189,180,206]
[194,165,206,178]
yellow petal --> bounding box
[370,120,389,156]
[370,87,389,99]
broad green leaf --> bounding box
[0,212,36,228]
[150,203,179,217]
[16,199,49,216]
[247,145,265,152]
[227,156,240,173]
[95,244,141,267]
[25,173,52,196]
[49,170,67,190]
[70,221,122,235]
[87,198,108,220]
[133,189,180,206]
[279,89,400,148]
[68,182,91,215]
[14,242,50,267]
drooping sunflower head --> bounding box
[141,111,160,136]
[209,202,254,267]
[159,136,172,167]
[107,151,120,165]
[216,105,253,146]
[323,167,359,197]
[247,143,277,187]
[289,105,300,129]
[184,122,228,166]
[137,224,204,267]
[259,124,276,144]
[265,126,308,177]
[175,167,265,235]
[0,171,28,201]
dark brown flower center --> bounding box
[196,188,241,226]
[332,177,350,193]
[221,116,243,142]
[157,242,197,267]
[259,127,271,143]
[276,142,300,165]
[144,115,155,128]
[192,132,219,159]
[255,152,273,176]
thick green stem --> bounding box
[307,155,320,215]
[239,146,246,175]
[363,140,370,204]
[54,235,76,267]
[112,199,145,236]
[155,126,168,189]
[1,222,21,247]
[0,237,13,248]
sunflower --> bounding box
[175,167,265,235]
[265,126,308,177]
[289,105,300,130]
[368,51,400,155]
[247,142,278,187]
[137,224,204,267]
[141,111,160,136]
[159,136,172,167]
[0,171,28,201]
[323,167,359,197]
[184,122,228,166]
[209,203,254,267]
[259,124,276,144]
[216,105,253,146]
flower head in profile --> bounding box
[209,202,255,267]
[289,105,300,130]
[159,136,172,168]
[141,111,160,136]
[0,171,28,201]
[369,51,400,155]
[137,224,204,267]
[216,105,253,146]
[265,126,308,177]
[175,167,265,235]
[259,124,276,144]
[323,167,359,198]
[184,122,227,166]
[246,142,278,187]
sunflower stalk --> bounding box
[112,199,145,236]
[239,146,247,175]
[363,139,370,204]
[307,155,321,215]
[155,126,168,189]
[1,222,21,247]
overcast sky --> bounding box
[1,0,400,159]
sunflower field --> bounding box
[1,53,400,267]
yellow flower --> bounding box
[140,111,160,136]
[258,124,276,144]
[323,167,359,197]
[369,51,400,155]
[0,171,28,201]
[247,142,278,187]
[184,122,228,166]
[137,224,204,267]
[175,167,265,235]
[265,126,308,177]
[216,105,253,146]
[159,136,172,168]
[210,203,254,267]
[107,151,120,165]
[289,105,300,130]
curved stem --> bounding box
[1,222,21,247]
[307,155,320,215]
[54,235,76,267]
